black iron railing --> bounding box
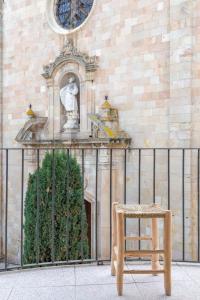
[0,147,200,272]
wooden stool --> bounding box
[111,203,172,296]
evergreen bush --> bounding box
[23,151,89,264]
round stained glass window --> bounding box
[55,0,94,30]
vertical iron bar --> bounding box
[95,149,99,262]
[182,149,185,262]
[153,149,156,204]
[124,149,127,204]
[66,149,69,261]
[198,149,200,262]
[124,149,127,253]
[168,149,171,210]
[138,149,141,205]
[4,149,8,270]
[20,149,24,268]
[109,149,112,260]
[36,149,40,264]
[81,149,85,261]
[51,149,55,263]
[138,149,141,251]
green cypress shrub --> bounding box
[23,151,89,264]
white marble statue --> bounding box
[60,76,79,130]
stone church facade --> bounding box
[2,0,200,149]
[0,0,200,264]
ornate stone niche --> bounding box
[15,42,131,148]
[42,41,98,141]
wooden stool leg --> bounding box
[164,212,172,296]
[151,218,160,275]
[116,212,124,296]
[111,203,118,276]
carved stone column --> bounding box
[97,150,124,260]
[46,79,55,140]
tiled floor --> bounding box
[0,263,200,300]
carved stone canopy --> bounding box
[42,41,98,80]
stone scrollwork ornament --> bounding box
[42,40,98,80]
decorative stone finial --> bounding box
[101,95,112,110]
[26,104,35,118]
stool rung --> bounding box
[125,250,164,257]
[111,203,172,296]
[125,236,152,241]
[124,269,164,275]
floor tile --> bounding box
[181,265,200,284]
[15,266,75,288]
[75,265,133,286]
[0,289,12,300]
[126,263,162,283]
[8,286,75,300]
[0,272,22,289]
[75,283,143,300]
[126,263,191,283]
[0,263,199,300]
[136,280,200,300]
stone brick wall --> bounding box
[2,0,200,148]
[2,0,166,147]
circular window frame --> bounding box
[46,0,96,35]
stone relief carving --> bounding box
[60,75,79,130]
[42,40,98,80]
[89,96,131,143]
[15,117,47,143]
[15,42,130,147]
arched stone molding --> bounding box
[42,41,98,140]
[42,41,98,80]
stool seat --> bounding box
[111,202,172,297]
[115,204,167,218]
